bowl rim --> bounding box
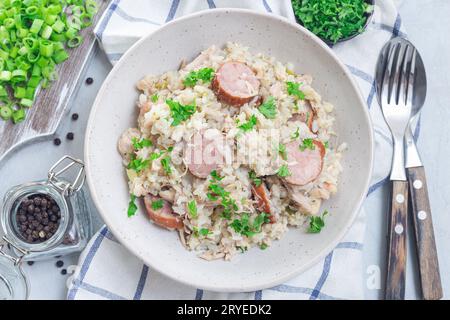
[84,8,374,292]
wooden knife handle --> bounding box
[407,166,443,300]
[385,180,408,300]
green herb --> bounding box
[127,157,151,173]
[193,227,212,237]
[166,99,196,126]
[161,156,172,175]
[127,194,138,217]
[207,170,238,220]
[259,243,268,250]
[230,212,269,237]
[286,81,305,100]
[277,165,291,178]
[132,137,152,150]
[150,151,164,161]
[299,138,315,151]
[324,141,329,149]
[291,127,300,140]
[258,96,277,119]
[278,143,287,160]
[308,210,328,233]
[187,200,198,218]
[210,170,224,181]
[199,228,212,236]
[183,68,215,87]
[0,0,98,123]
[151,93,158,103]
[292,0,372,43]
[238,115,257,132]
[248,170,262,187]
[151,199,164,210]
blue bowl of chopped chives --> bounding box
[292,0,375,45]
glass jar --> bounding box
[0,156,92,300]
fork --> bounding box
[376,38,416,300]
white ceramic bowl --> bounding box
[85,9,373,292]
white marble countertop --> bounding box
[1,0,449,300]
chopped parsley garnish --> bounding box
[299,138,315,151]
[183,68,215,87]
[127,157,150,173]
[199,228,212,236]
[132,137,152,150]
[207,170,237,220]
[324,141,329,149]
[187,200,198,218]
[248,170,262,187]
[193,227,212,237]
[258,96,277,119]
[230,212,270,237]
[166,99,196,126]
[259,243,268,250]
[211,170,224,181]
[238,115,258,132]
[161,156,172,175]
[286,81,305,100]
[277,165,291,178]
[291,127,300,140]
[292,0,373,43]
[151,199,164,210]
[127,195,138,217]
[278,143,287,160]
[308,210,328,233]
[151,93,159,103]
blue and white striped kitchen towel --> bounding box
[68,0,410,300]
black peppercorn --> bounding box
[85,77,93,85]
[56,260,64,268]
[66,132,74,140]
[71,113,79,121]
[53,138,61,146]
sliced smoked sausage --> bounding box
[212,62,260,107]
[284,140,325,186]
[251,182,276,223]
[143,195,183,230]
[184,129,226,179]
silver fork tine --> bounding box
[405,48,417,107]
[395,43,409,106]
[390,43,405,105]
[381,43,398,107]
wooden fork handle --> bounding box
[385,180,408,300]
[407,166,443,300]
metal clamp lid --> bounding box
[47,156,85,197]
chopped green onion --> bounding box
[20,98,33,108]
[14,86,26,99]
[0,106,13,120]
[67,36,82,48]
[51,20,65,33]
[12,108,25,124]
[30,19,44,34]
[11,69,27,82]
[53,50,69,64]
[40,25,53,39]
[39,39,54,57]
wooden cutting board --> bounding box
[0,0,109,161]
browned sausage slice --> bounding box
[289,101,315,133]
[251,182,276,223]
[284,140,325,186]
[143,195,183,230]
[184,130,225,179]
[212,62,260,107]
